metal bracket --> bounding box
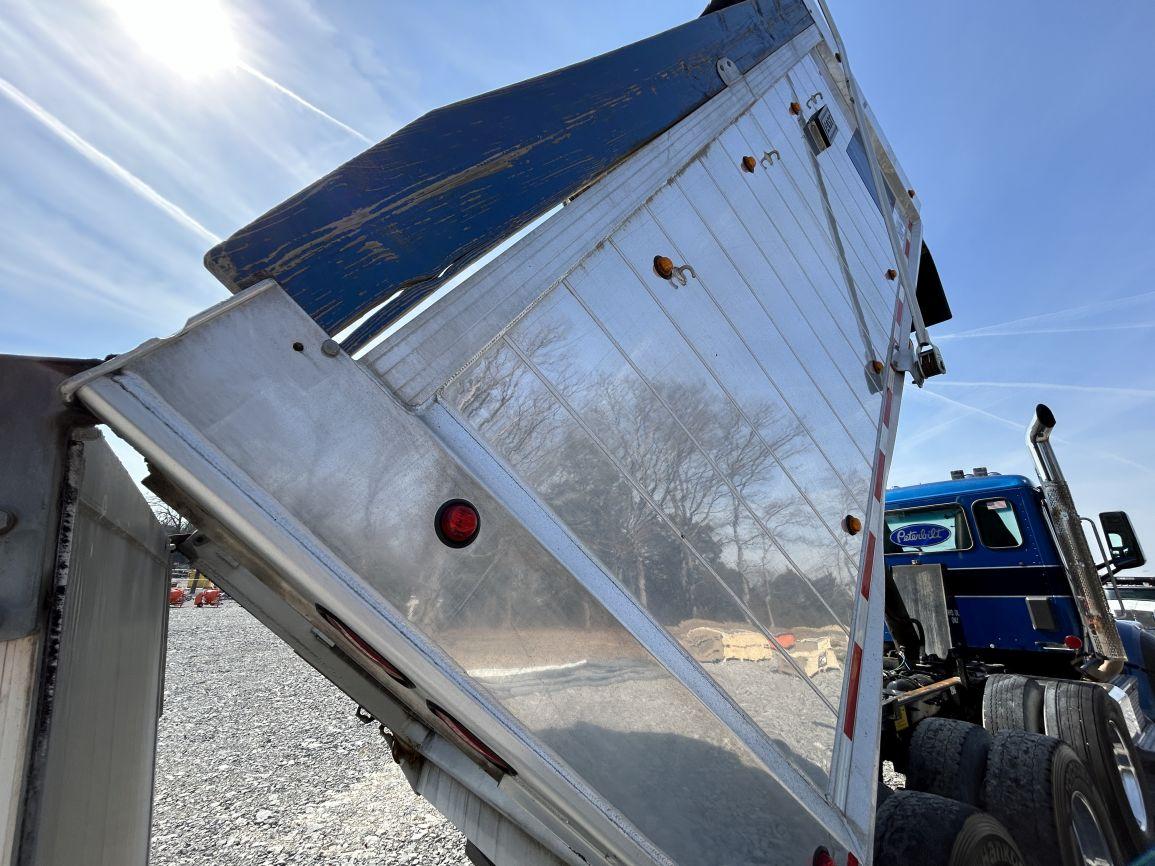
[890,343,925,387]
[806,91,824,109]
[716,56,740,86]
[761,149,781,167]
[891,342,946,386]
[668,264,697,288]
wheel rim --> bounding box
[1068,790,1114,866]
[1108,719,1147,832]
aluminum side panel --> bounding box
[21,435,168,866]
[72,284,858,865]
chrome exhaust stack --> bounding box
[1027,404,1125,678]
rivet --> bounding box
[653,255,675,280]
[884,268,898,281]
[321,339,341,358]
[741,155,757,173]
[789,101,802,115]
[0,510,16,537]
[843,514,862,536]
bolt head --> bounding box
[0,510,14,536]
[321,339,341,357]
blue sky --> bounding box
[4,1,1155,570]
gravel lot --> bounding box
[153,602,890,864]
[151,603,469,866]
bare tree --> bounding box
[146,493,193,535]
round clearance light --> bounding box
[813,848,836,866]
[842,514,863,536]
[436,499,480,548]
[1064,634,1084,650]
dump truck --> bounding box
[879,404,1155,864]
[2,1,1142,864]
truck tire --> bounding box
[982,731,1121,866]
[906,718,991,807]
[874,790,1023,866]
[982,674,1043,733]
[1041,680,1153,859]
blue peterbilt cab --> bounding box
[885,472,1088,660]
[882,404,1155,710]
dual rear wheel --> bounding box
[879,675,1150,866]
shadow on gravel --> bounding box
[551,722,832,865]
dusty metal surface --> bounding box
[0,355,98,641]
[14,430,168,866]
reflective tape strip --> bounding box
[860,532,876,600]
[842,642,864,739]
[873,450,887,502]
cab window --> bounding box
[884,505,972,554]
[972,498,1024,549]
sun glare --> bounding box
[110,0,239,78]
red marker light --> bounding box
[1064,634,1084,650]
[436,500,480,547]
[813,848,836,866]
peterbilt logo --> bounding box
[890,523,952,547]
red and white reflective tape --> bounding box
[859,531,876,601]
[844,290,907,745]
[842,643,864,739]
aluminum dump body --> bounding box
[63,3,935,863]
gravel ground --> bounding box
[152,603,888,864]
[151,603,469,866]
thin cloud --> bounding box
[919,388,1154,476]
[239,61,374,146]
[0,77,221,244]
[938,291,1155,340]
[936,380,1155,399]
[938,323,1155,340]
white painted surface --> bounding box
[0,636,38,866]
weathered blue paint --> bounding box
[204,0,813,348]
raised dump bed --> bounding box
[16,2,949,864]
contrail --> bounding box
[938,291,1155,341]
[0,77,220,244]
[918,388,1154,476]
[936,381,1155,399]
[239,61,373,146]
[938,323,1155,341]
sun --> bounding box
[109,0,240,79]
